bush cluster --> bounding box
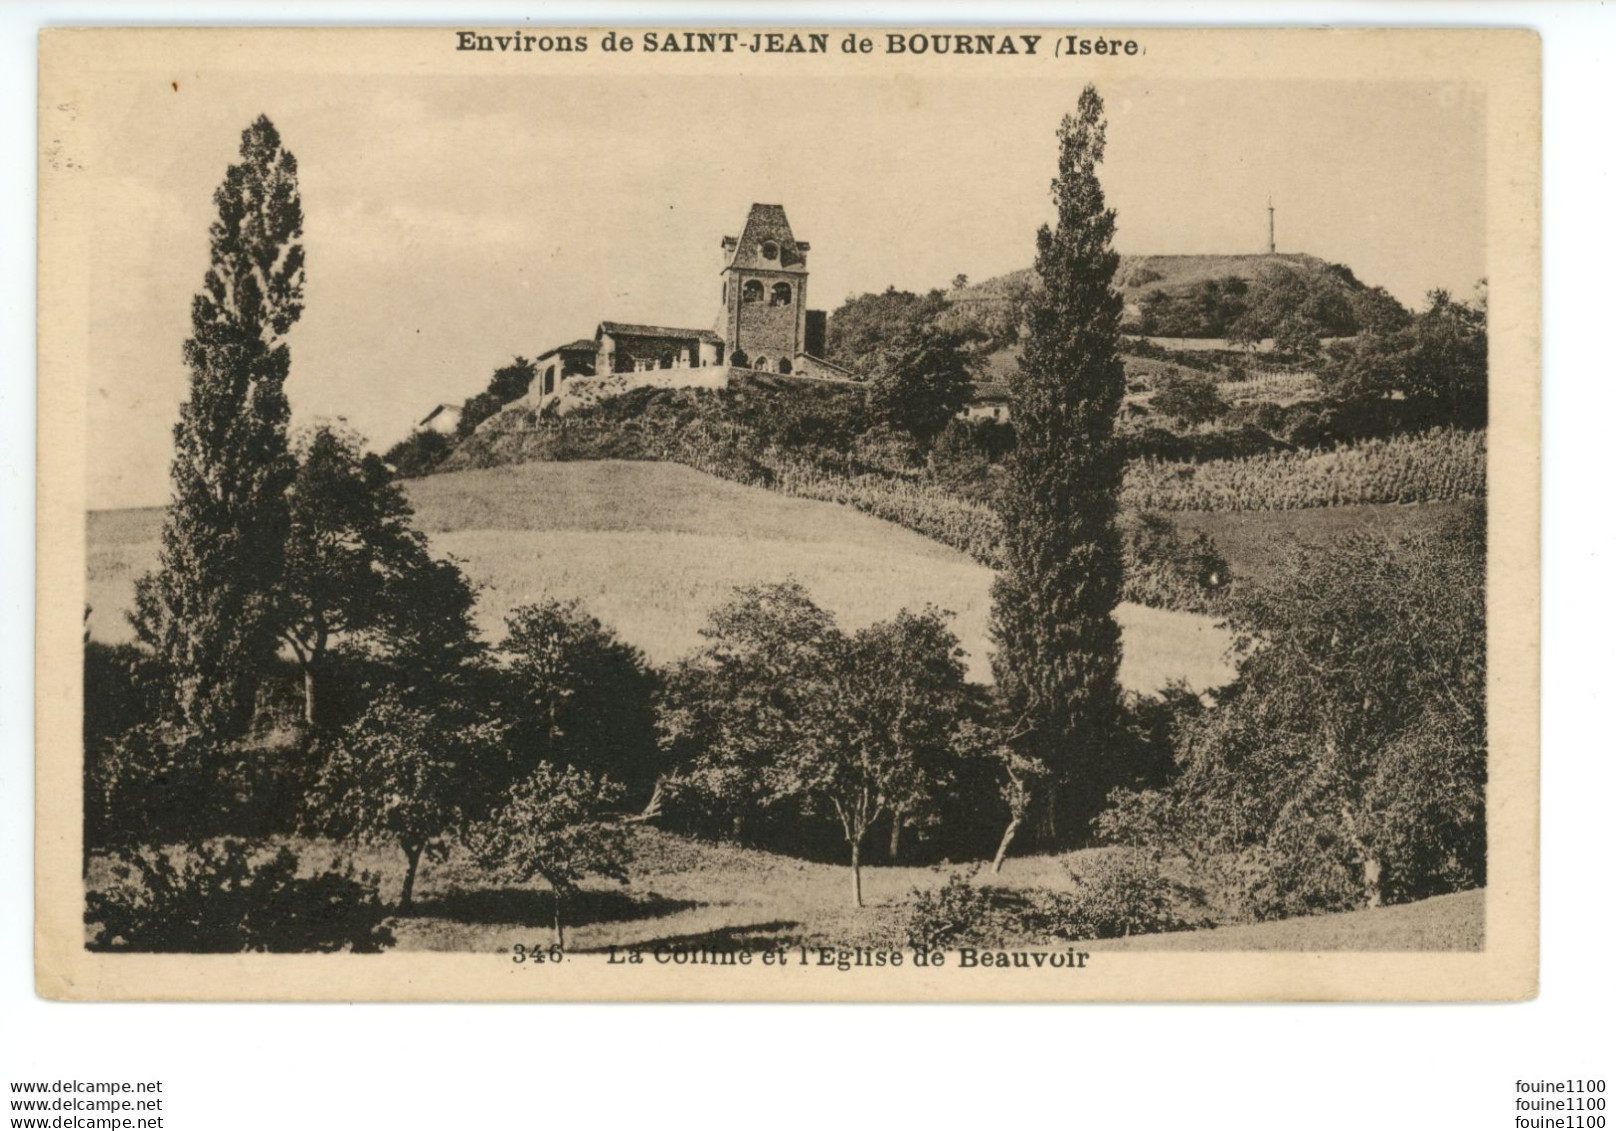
[86,839,394,953]
[85,722,318,852]
[902,852,1201,948]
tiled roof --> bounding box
[970,382,1013,402]
[722,204,808,273]
[795,353,860,380]
[598,321,723,344]
[536,338,598,360]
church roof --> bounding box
[536,338,597,360]
[722,203,809,273]
[597,321,723,344]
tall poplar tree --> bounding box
[133,116,305,738]
[989,86,1126,840]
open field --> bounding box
[87,461,1235,692]
[88,828,1480,954]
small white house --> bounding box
[960,382,1012,422]
[416,403,463,435]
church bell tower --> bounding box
[717,204,810,373]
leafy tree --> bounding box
[1227,265,1350,348]
[374,550,484,700]
[1322,284,1488,429]
[487,355,537,403]
[944,719,1052,874]
[132,115,305,739]
[866,321,976,446]
[499,600,661,800]
[1345,282,1412,337]
[1137,275,1249,338]
[823,286,947,371]
[777,608,970,904]
[990,85,1127,838]
[659,581,838,836]
[457,355,537,438]
[468,763,631,949]
[306,691,505,911]
[1149,372,1229,427]
[278,424,457,727]
[455,391,505,440]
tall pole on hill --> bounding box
[1267,194,1276,254]
[990,84,1125,845]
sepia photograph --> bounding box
[34,26,1539,1001]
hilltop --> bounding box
[939,251,1407,342]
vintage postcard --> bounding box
[36,26,1539,1001]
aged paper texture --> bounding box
[37,26,1538,1001]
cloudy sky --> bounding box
[81,65,1484,509]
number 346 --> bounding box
[512,943,565,964]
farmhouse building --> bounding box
[525,203,847,401]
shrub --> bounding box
[84,641,158,754]
[85,725,319,853]
[903,871,1025,949]
[86,839,394,953]
[1038,850,1203,939]
[1119,512,1230,614]
[926,421,994,498]
[1150,372,1229,426]
[382,429,454,479]
[85,724,186,852]
[903,856,1202,947]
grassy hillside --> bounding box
[87,460,1235,692]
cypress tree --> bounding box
[133,116,305,738]
[989,86,1126,838]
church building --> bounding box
[525,203,853,401]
